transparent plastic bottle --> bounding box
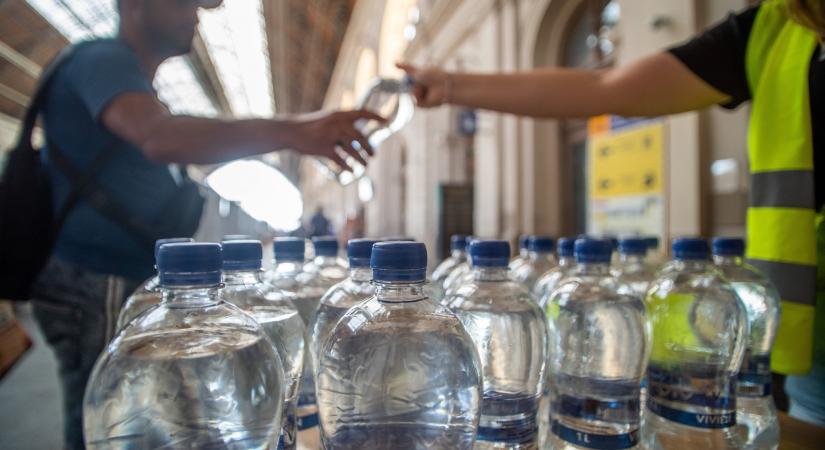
[317,241,482,449]
[315,77,414,186]
[83,243,286,449]
[304,236,349,283]
[642,238,748,450]
[265,237,329,449]
[712,237,780,450]
[430,234,469,302]
[645,236,663,265]
[445,240,547,449]
[442,237,475,302]
[220,240,306,450]
[612,237,657,299]
[534,237,576,309]
[310,238,378,376]
[510,235,532,272]
[511,236,557,294]
[116,237,192,330]
[546,238,650,450]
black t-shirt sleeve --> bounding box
[668,6,760,109]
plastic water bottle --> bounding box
[304,236,349,283]
[712,238,780,450]
[511,236,557,293]
[430,234,470,302]
[442,238,475,301]
[445,240,546,449]
[116,237,192,330]
[310,238,378,376]
[612,237,657,299]
[642,238,748,450]
[83,243,286,449]
[533,237,575,309]
[266,237,329,449]
[545,238,650,450]
[317,241,482,449]
[645,236,663,265]
[220,240,306,450]
[509,235,531,272]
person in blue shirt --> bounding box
[31,1,381,449]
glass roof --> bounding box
[26,0,275,118]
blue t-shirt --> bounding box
[42,39,189,282]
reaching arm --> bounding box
[101,92,382,169]
[398,52,729,119]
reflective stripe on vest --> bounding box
[745,0,818,375]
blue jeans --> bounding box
[31,257,140,450]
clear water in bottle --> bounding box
[304,236,349,283]
[545,238,650,450]
[445,240,547,449]
[612,237,657,299]
[317,241,482,449]
[83,242,286,449]
[116,237,192,330]
[430,234,470,302]
[533,237,575,309]
[510,235,531,272]
[511,236,557,295]
[713,238,780,450]
[220,240,306,450]
[310,238,378,375]
[642,238,748,450]
[265,237,330,449]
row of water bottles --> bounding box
[80,231,779,450]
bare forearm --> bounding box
[141,117,295,165]
[447,53,728,119]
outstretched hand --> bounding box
[289,109,385,172]
[397,62,450,108]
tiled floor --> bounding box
[0,303,63,450]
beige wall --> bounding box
[310,0,753,264]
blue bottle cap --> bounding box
[371,241,427,282]
[312,236,339,257]
[672,237,709,260]
[519,235,531,250]
[574,238,613,264]
[348,238,378,268]
[645,236,661,250]
[158,243,222,287]
[451,234,470,251]
[221,240,263,271]
[618,237,648,256]
[274,237,305,262]
[712,237,745,257]
[154,237,194,262]
[557,237,575,258]
[469,240,510,267]
[528,236,555,253]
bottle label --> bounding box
[551,393,640,450]
[647,365,737,429]
[551,421,639,450]
[737,353,772,397]
[476,393,539,444]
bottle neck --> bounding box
[575,261,611,276]
[374,280,426,303]
[529,251,552,262]
[473,266,509,281]
[558,255,572,267]
[619,253,646,265]
[223,269,264,286]
[349,266,372,282]
[162,284,221,307]
[451,249,466,260]
[313,255,339,266]
[675,258,710,272]
[713,255,743,266]
[274,260,303,274]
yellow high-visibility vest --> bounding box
[745,0,819,375]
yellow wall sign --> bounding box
[589,122,664,199]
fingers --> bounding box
[396,62,416,74]
[346,109,386,123]
[338,139,368,167]
[330,152,353,174]
[343,128,374,157]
